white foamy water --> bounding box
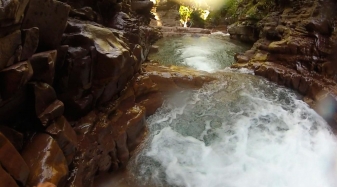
[131,72,337,187]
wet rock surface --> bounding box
[0,132,29,186]
[22,133,68,187]
[0,0,216,186]
[231,0,337,129]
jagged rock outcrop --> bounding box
[231,0,337,129]
[0,0,214,186]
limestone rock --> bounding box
[22,0,71,49]
[22,133,68,187]
[0,132,29,185]
[0,61,33,100]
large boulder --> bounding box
[0,132,30,186]
[46,116,78,165]
[28,82,64,126]
[131,1,154,14]
[21,133,68,187]
[0,61,33,100]
[0,0,30,25]
[59,19,134,116]
[29,50,57,85]
[22,0,71,49]
[21,27,39,61]
[0,165,19,187]
[0,125,23,151]
[0,30,21,70]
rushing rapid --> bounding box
[130,70,337,187]
[148,34,250,72]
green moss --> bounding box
[206,0,275,25]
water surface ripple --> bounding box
[131,71,337,187]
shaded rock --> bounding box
[21,27,39,61]
[0,89,27,122]
[28,82,63,126]
[110,12,136,31]
[55,45,69,71]
[46,116,78,165]
[28,82,57,116]
[0,30,21,70]
[114,132,129,167]
[0,165,19,187]
[0,125,23,151]
[70,7,99,22]
[0,132,29,185]
[30,50,57,85]
[22,0,71,49]
[131,1,154,14]
[0,61,33,100]
[228,22,259,43]
[149,45,159,54]
[117,84,136,112]
[38,100,65,127]
[61,19,132,112]
[133,44,144,64]
[0,0,30,25]
[22,133,68,187]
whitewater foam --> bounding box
[131,72,337,187]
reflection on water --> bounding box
[148,34,250,72]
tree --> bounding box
[179,5,193,27]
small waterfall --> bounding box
[130,71,337,187]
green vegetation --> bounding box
[190,9,206,28]
[174,0,276,28]
[179,5,193,27]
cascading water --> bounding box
[131,71,337,187]
[96,34,337,187]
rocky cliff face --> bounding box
[230,0,337,130]
[0,0,215,187]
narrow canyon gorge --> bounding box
[0,0,337,187]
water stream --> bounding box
[97,34,337,187]
[131,71,337,187]
[148,32,250,72]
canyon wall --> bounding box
[230,0,337,129]
[0,0,212,186]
